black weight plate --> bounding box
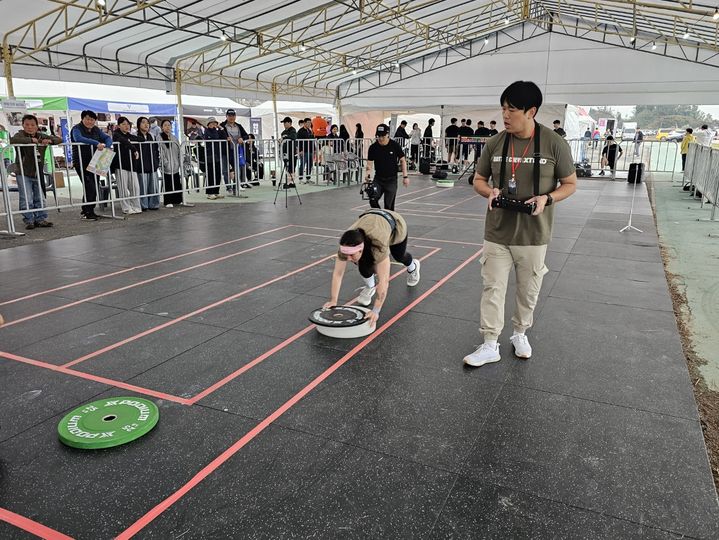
[309,306,367,327]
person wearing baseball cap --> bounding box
[220,109,249,193]
[363,123,409,211]
[202,117,229,199]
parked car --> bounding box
[656,129,684,141]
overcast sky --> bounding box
[584,105,719,118]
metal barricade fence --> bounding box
[686,144,719,219]
[0,135,406,234]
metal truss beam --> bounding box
[179,69,335,99]
[534,2,719,52]
[533,12,719,67]
[537,0,719,50]
[339,20,551,99]
[273,0,536,90]
[339,7,719,101]
[2,0,164,63]
[184,0,518,79]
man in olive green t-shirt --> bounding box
[463,81,577,367]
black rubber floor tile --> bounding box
[0,359,107,443]
[84,275,209,310]
[14,310,208,365]
[138,425,455,539]
[0,260,113,302]
[0,302,124,353]
[144,283,299,329]
[506,297,698,418]
[549,271,674,311]
[546,236,577,254]
[461,386,719,538]
[195,340,353,418]
[572,237,662,263]
[278,340,506,470]
[0,396,257,540]
[0,520,36,539]
[431,476,685,539]
[127,329,285,400]
[234,293,339,341]
[177,256,299,284]
[0,294,85,324]
[74,320,227,383]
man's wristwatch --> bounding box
[402,175,409,179]
[545,193,554,206]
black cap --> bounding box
[375,123,390,136]
[281,116,292,123]
[226,109,236,116]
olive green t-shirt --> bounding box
[477,123,575,246]
[345,210,408,263]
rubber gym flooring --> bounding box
[0,174,717,539]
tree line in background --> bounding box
[588,105,715,130]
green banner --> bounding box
[1,96,70,111]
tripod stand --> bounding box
[458,159,476,185]
[619,163,643,234]
[273,158,302,208]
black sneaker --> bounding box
[81,213,99,221]
[36,220,53,228]
[25,222,36,230]
[286,182,296,189]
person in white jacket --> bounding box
[695,124,713,147]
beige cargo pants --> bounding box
[479,240,549,341]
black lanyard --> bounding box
[497,121,542,197]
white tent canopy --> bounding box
[339,32,719,110]
[0,77,248,111]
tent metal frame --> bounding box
[1,0,718,101]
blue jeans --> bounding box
[298,151,313,178]
[16,175,48,224]
[138,172,160,209]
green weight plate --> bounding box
[58,397,159,450]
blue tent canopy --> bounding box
[67,97,177,116]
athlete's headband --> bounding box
[339,244,363,255]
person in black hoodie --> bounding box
[393,120,409,140]
[355,123,365,139]
[458,118,475,165]
[111,117,142,214]
[135,116,160,210]
[444,118,460,168]
[474,120,492,161]
[201,117,229,199]
[339,124,351,142]
[422,118,435,159]
[296,119,314,183]
[70,110,113,220]
[280,116,298,188]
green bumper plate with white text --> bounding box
[58,397,159,450]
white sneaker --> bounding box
[407,259,421,287]
[357,286,376,306]
[463,342,501,367]
[165,204,174,208]
[510,332,532,359]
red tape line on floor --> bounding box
[115,248,482,539]
[0,507,74,540]
[0,225,293,307]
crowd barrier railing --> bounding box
[0,136,377,234]
[683,143,719,221]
